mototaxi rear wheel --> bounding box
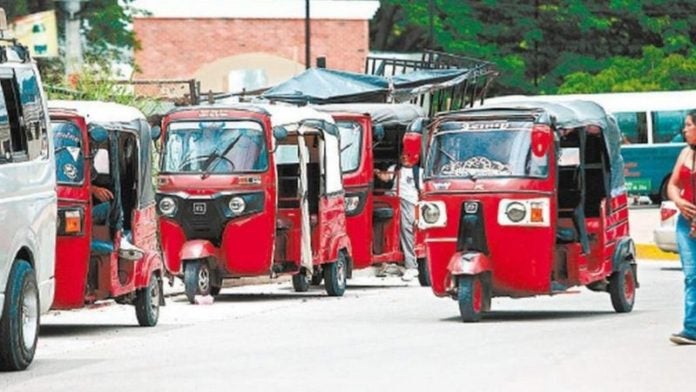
[609,262,636,313]
[324,251,348,297]
[292,268,311,293]
[135,273,161,327]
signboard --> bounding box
[11,10,59,58]
[625,178,651,193]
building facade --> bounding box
[131,0,380,95]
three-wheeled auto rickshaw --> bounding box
[50,100,164,326]
[316,103,430,286]
[156,104,351,301]
[403,100,638,322]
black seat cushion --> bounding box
[373,207,394,221]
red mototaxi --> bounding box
[317,103,430,285]
[50,100,164,326]
[403,100,638,321]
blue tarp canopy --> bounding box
[261,67,476,105]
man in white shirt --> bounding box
[373,154,422,281]
[397,153,421,281]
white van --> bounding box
[0,9,56,371]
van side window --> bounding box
[614,111,647,144]
[652,109,688,144]
[0,75,26,162]
[16,68,47,160]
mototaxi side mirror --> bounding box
[373,124,385,142]
[402,131,422,167]
[88,125,108,144]
[531,125,553,158]
[151,125,162,141]
[273,125,288,141]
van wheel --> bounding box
[184,261,210,304]
[457,275,485,323]
[324,252,348,297]
[292,269,310,292]
[0,260,39,371]
[135,273,161,327]
[609,262,636,313]
[417,258,431,287]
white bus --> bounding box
[487,90,696,202]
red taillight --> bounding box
[661,206,678,221]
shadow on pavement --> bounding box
[170,292,330,303]
[660,267,683,272]
[39,323,139,337]
[441,309,615,323]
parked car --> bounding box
[654,201,679,253]
[0,11,57,371]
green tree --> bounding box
[372,0,696,94]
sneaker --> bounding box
[119,237,145,261]
[401,268,419,282]
[375,263,389,278]
[669,332,696,345]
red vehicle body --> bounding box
[318,104,429,285]
[404,100,638,322]
[50,101,164,326]
[156,104,351,300]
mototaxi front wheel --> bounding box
[457,274,485,323]
[184,261,211,304]
[417,258,431,287]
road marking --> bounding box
[635,243,680,261]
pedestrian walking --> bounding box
[667,109,696,345]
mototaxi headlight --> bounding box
[422,203,441,224]
[228,196,246,214]
[345,196,360,213]
[158,197,177,216]
[505,202,526,223]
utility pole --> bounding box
[305,0,311,69]
[55,0,89,77]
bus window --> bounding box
[614,111,647,144]
[652,109,690,143]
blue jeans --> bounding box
[675,215,696,337]
[93,202,110,225]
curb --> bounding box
[635,243,680,261]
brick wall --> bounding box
[133,18,369,91]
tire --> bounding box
[310,269,323,286]
[210,286,222,296]
[324,252,348,297]
[457,275,485,323]
[417,258,431,287]
[649,177,669,205]
[183,261,211,304]
[609,262,637,313]
[0,260,39,371]
[135,273,161,327]
[292,271,310,293]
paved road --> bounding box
[1,261,693,392]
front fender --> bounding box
[180,240,219,261]
[447,251,492,276]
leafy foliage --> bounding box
[372,0,696,94]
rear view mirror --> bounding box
[373,124,385,142]
[407,117,429,134]
[151,125,162,141]
[273,126,288,141]
[402,132,422,167]
[88,125,108,144]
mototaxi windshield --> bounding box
[161,120,268,174]
[425,122,549,179]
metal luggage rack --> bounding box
[365,50,498,116]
